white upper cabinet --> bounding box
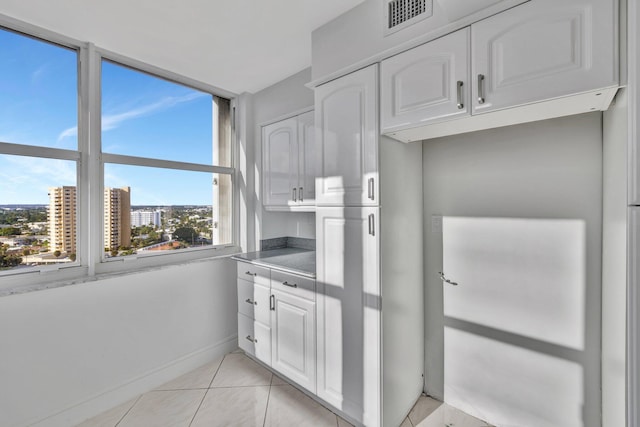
[262,112,316,211]
[297,111,316,205]
[263,118,298,207]
[381,28,470,133]
[315,64,379,206]
[471,0,618,115]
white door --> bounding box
[381,27,470,133]
[315,64,378,206]
[471,0,618,115]
[271,289,316,392]
[316,207,381,427]
[263,118,298,206]
[297,110,316,206]
[442,216,589,427]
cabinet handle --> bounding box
[368,213,375,236]
[292,187,297,202]
[245,298,257,305]
[245,271,257,277]
[270,294,275,311]
[456,80,464,109]
[438,271,459,286]
[299,187,303,202]
[245,335,257,343]
[368,178,375,200]
[282,281,298,288]
[477,74,485,104]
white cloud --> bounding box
[56,91,208,142]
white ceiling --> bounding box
[0,0,366,94]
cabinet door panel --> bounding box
[254,283,271,326]
[381,27,470,132]
[238,313,255,356]
[263,118,298,206]
[472,0,617,114]
[254,321,272,365]
[271,290,316,392]
[315,65,378,206]
[237,279,255,319]
[297,110,316,205]
[316,207,381,426]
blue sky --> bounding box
[0,28,215,205]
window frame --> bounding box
[0,16,241,292]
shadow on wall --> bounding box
[440,216,594,427]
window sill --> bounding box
[0,245,241,298]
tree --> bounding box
[173,227,197,244]
[0,227,21,236]
[69,253,76,262]
[53,250,61,258]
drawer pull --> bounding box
[245,298,257,305]
[245,271,257,276]
[456,80,464,109]
[270,294,275,311]
[282,281,298,288]
[245,335,257,343]
[477,74,486,104]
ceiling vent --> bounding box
[385,0,433,36]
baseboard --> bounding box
[28,334,238,427]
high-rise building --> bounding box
[104,187,131,250]
[48,186,77,255]
[130,210,161,228]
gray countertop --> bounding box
[231,247,316,278]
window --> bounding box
[0,27,80,275]
[0,20,237,290]
[100,60,233,260]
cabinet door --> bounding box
[263,118,299,206]
[271,289,316,393]
[297,110,316,206]
[381,27,470,133]
[315,64,378,206]
[316,207,381,426]
[471,0,618,115]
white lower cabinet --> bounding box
[271,289,316,393]
[236,262,316,394]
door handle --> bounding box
[368,178,375,200]
[270,294,275,311]
[299,187,303,202]
[456,80,464,109]
[438,271,458,286]
[292,187,297,202]
[477,74,485,104]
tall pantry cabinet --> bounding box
[314,64,424,427]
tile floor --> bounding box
[77,351,492,427]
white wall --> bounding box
[250,68,316,248]
[423,113,603,425]
[0,258,237,427]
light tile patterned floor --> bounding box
[77,351,492,427]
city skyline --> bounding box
[0,27,216,206]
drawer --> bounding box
[238,313,271,365]
[237,262,270,287]
[237,279,255,318]
[271,269,315,301]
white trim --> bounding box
[97,47,237,100]
[27,335,238,427]
[0,142,80,160]
[102,153,234,174]
[0,13,84,50]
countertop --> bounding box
[231,247,315,278]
